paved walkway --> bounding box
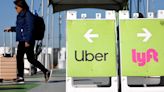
[27,69,66,92]
[0,69,65,92]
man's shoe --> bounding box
[44,70,52,83]
[14,77,25,84]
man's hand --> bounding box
[25,42,30,47]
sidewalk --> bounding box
[28,69,66,92]
[0,69,66,92]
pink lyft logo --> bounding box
[132,49,158,66]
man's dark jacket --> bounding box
[13,10,35,44]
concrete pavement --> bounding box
[27,69,66,92]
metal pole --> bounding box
[59,12,62,58]
[137,0,140,13]
[59,12,61,49]
[41,0,44,17]
[10,32,13,56]
[152,0,155,13]
[40,0,44,67]
[29,0,34,75]
[51,6,54,69]
[147,0,149,17]
[129,0,132,18]
[45,0,50,69]
[30,0,34,13]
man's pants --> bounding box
[17,41,47,77]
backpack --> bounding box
[33,15,45,40]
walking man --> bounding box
[5,0,51,84]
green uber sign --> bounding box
[67,20,117,77]
[120,19,164,76]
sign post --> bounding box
[67,20,117,77]
[120,19,164,76]
[120,10,164,92]
[66,11,117,92]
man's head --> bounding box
[14,0,29,14]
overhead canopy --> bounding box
[49,0,128,13]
